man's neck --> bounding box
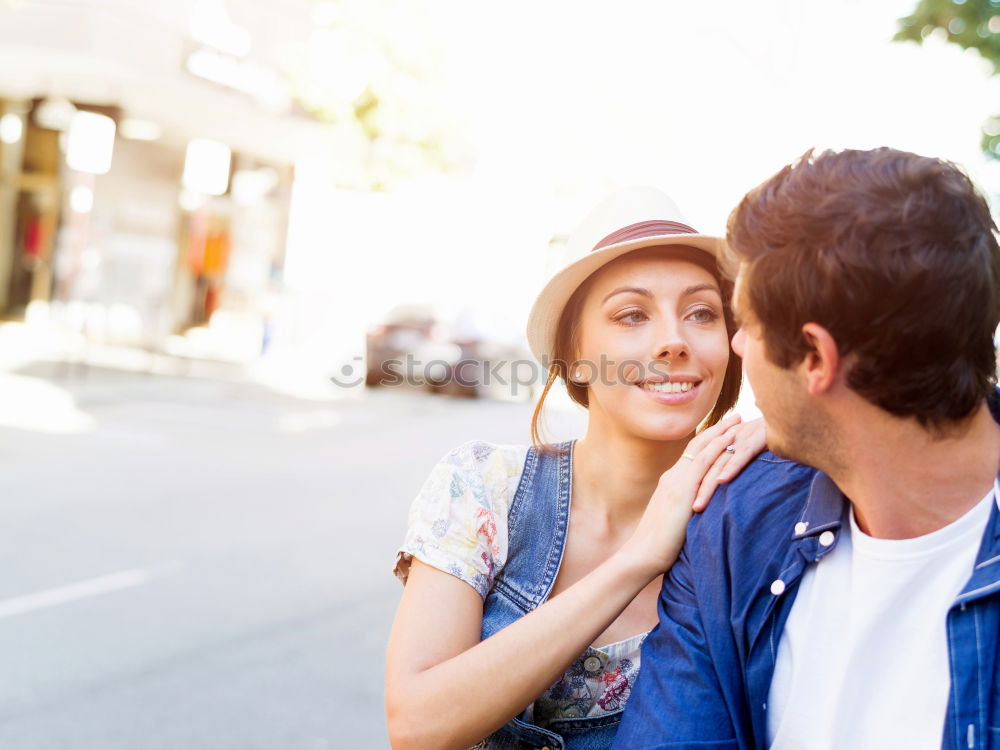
[825,402,1000,540]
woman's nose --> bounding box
[654,326,689,361]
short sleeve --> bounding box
[393,441,527,599]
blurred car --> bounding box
[365,304,432,386]
[365,305,476,397]
[365,305,538,400]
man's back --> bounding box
[615,439,1000,749]
[613,451,816,748]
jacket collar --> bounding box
[790,471,845,542]
[987,388,1000,546]
[956,499,1000,604]
[787,463,1000,605]
[789,388,1000,544]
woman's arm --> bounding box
[385,552,658,750]
[385,416,764,750]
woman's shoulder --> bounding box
[395,441,530,595]
[437,440,530,482]
[414,441,529,515]
[425,441,530,517]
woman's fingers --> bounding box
[683,413,740,457]
[680,425,739,494]
[682,424,740,510]
[692,450,733,511]
[637,419,741,572]
[692,419,769,511]
[716,419,767,482]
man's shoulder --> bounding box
[692,451,819,542]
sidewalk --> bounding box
[0,318,371,403]
[0,320,249,380]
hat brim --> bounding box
[526,233,729,364]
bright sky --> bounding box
[288,0,1000,351]
[439,0,1000,230]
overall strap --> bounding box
[492,440,574,613]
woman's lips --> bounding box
[636,380,702,405]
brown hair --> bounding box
[727,147,1000,428]
[530,247,743,449]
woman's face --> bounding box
[574,249,731,442]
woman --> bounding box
[385,187,765,750]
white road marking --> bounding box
[0,562,183,620]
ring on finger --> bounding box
[724,444,736,454]
[681,453,696,460]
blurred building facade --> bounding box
[0,0,322,357]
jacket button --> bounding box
[770,579,786,595]
[819,530,836,547]
[794,521,808,534]
[583,656,602,672]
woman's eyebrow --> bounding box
[601,286,654,304]
[682,283,721,298]
[602,282,721,305]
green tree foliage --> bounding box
[896,0,1000,157]
[289,0,469,190]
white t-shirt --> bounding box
[767,485,996,750]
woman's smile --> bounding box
[637,377,703,405]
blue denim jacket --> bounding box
[478,441,623,750]
[614,397,1000,750]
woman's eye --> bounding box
[615,310,647,325]
[688,307,720,323]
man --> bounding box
[613,148,1000,750]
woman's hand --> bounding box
[692,417,766,511]
[624,415,766,578]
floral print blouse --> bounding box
[394,441,647,727]
[527,632,646,728]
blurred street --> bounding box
[0,363,584,749]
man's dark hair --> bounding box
[727,147,1000,428]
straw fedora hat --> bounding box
[526,186,729,364]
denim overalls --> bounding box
[475,441,623,750]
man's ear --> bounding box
[800,322,840,396]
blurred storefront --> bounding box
[0,0,321,357]
[0,97,61,321]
